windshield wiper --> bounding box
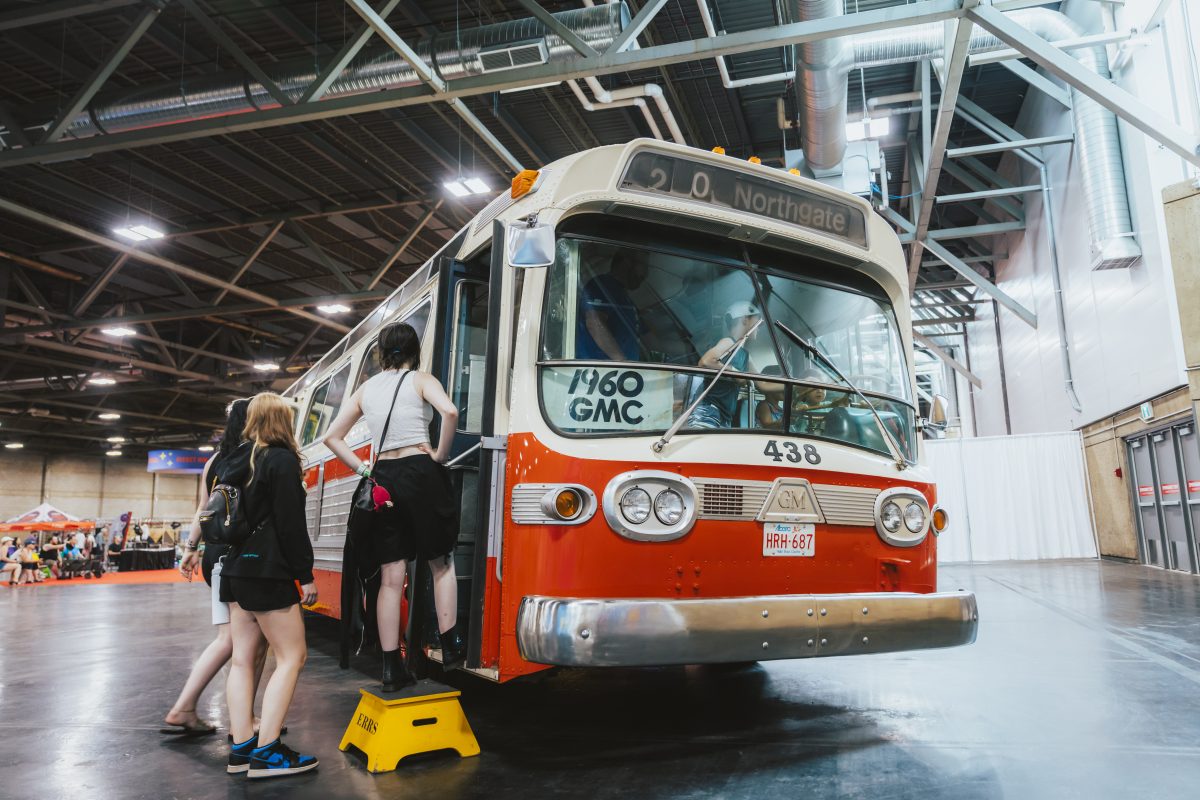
[774,321,911,471]
[652,318,764,454]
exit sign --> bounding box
[1139,402,1154,422]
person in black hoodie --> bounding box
[220,392,318,779]
[166,399,257,736]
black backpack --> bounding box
[198,483,251,546]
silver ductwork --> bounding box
[787,5,1139,268]
[63,3,628,139]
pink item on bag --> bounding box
[371,483,394,511]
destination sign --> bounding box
[619,151,868,247]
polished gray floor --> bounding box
[2,559,1199,799]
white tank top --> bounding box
[361,370,432,453]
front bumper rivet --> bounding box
[761,610,769,618]
[820,608,827,617]
[762,641,769,649]
[820,638,828,646]
[862,607,869,615]
[806,639,814,647]
[580,628,591,640]
[862,636,869,644]
[806,608,814,617]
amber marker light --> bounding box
[788,168,802,176]
[555,488,583,520]
[748,156,761,164]
[711,146,725,155]
[932,507,949,533]
[511,169,540,199]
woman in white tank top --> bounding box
[325,321,462,691]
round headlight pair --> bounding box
[880,499,926,534]
[619,487,684,525]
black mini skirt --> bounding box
[368,454,459,564]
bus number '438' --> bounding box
[764,440,821,465]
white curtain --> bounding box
[927,432,1098,562]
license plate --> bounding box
[763,522,815,557]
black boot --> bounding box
[381,648,415,692]
[440,627,466,671]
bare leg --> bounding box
[252,639,269,731]
[226,604,264,745]
[377,560,408,651]
[165,623,232,727]
[252,604,307,745]
[429,555,459,634]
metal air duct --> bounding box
[787,5,1139,268]
[61,3,628,139]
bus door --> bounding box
[422,246,502,671]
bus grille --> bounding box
[694,479,772,520]
[318,476,359,538]
[810,485,878,526]
[693,479,879,526]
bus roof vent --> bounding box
[478,39,549,73]
[472,192,518,236]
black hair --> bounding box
[377,322,421,371]
[218,398,250,458]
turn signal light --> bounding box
[511,169,540,199]
[932,507,949,533]
[555,488,583,520]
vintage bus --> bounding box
[284,139,978,683]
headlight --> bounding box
[903,501,925,533]
[619,487,651,524]
[880,501,902,532]
[653,489,685,525]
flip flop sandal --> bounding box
[160,721,218,737]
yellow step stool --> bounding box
[339,679,480,773]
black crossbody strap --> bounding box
[371,369,410,467]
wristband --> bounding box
[357,464,371,478]
[185,541,199,552]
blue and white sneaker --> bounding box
[247,738,319,779]
[227,736,257,775]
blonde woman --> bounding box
[220,393,318,779]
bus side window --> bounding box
[355,301,432,390]
[301,362,351,447]
[450,280,489,432]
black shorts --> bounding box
[219,576,299,612]
[369,454,458,564]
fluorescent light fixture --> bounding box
[4,442,23,450]
[253,362,279,372]
[198,445,215,453]
[464,177,491,194]
[500,81,562,94]
[106,450,122,457]
[106,436,125,443]
[846,116,890,142]
[97,413,121,420]
[112,224,165,241]
[102,326,136,337]
[443,180,471,198]
[317,304,351,314]
[89,376,117,386]
[131,225,164,239]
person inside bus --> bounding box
[755,365,786,430]
[323,321,463,693]
[688,300,781,429]
[220,393,318,779]
[576,250,649,361]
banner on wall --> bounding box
[147,450,207,475]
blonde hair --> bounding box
[244,392,301,483]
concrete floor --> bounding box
[2,559,1199,799]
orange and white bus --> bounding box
[284,139,978,683]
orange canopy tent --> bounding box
[0,503,94,533]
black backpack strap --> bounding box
[371,369,410,467]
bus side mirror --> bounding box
[928,394,949,429]
[506,219,555,268]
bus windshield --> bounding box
[540,237,916,460]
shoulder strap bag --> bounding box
[352,370,409,513]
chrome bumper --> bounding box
[516,592,978,667]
